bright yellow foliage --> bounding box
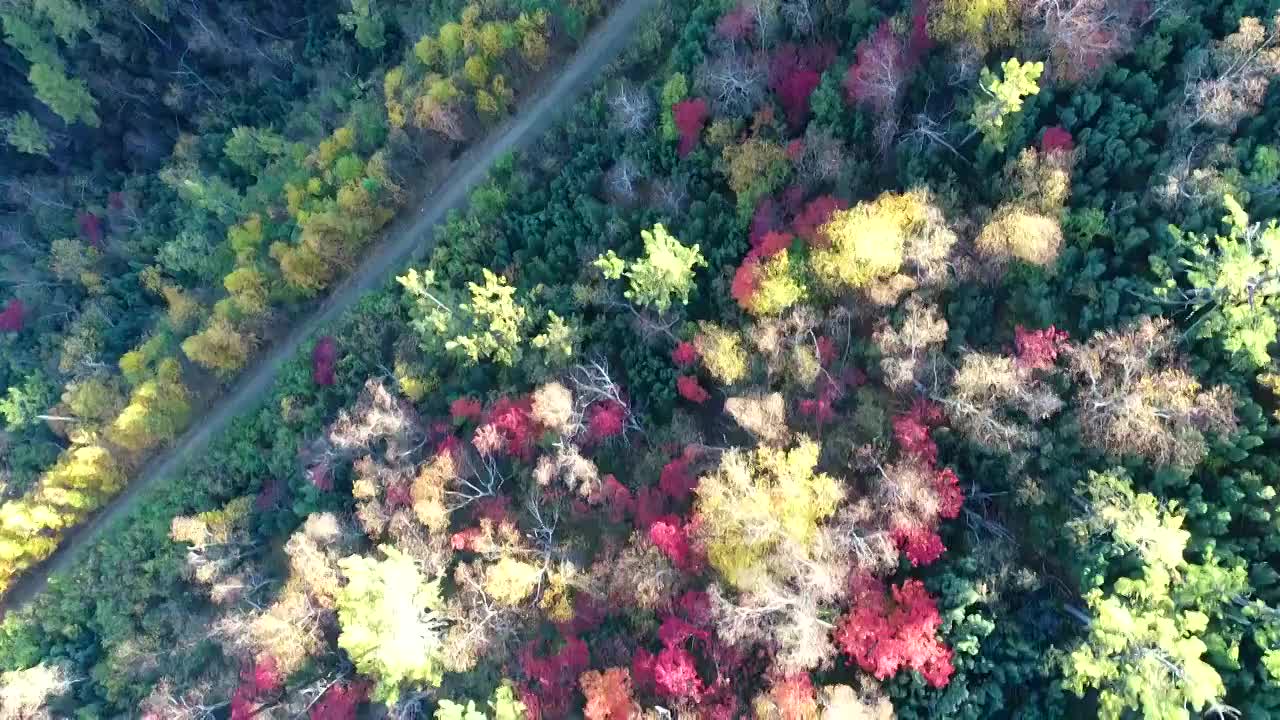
[695,322,750,385]
[929,0,1020,53]
[484,557,543,606]
[745,251,807,317]
[695,438,843,589]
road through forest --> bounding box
[1,0,659,613]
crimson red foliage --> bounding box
[633,487,667,530]
[229,657,283,720]
[520,635,592,717]
[654,646,704,701]
[451,526,484,551]
[77,211,103,247]
[786,139,805,161]
[905,0,934,65]
[594,475,634,523]
[790,195,847,243]
[798,397,835,427]
[891,525,946,566]
[676,376,710,404]
[751,197,782,247]
[731,259,760,311]
[769,44,834,130]
[649,517,697,571]
[834,576,954,687]
[671,341,699,367]
[308,463,334,492]
[892,413,937,466]
[450,397,484,423]
[659,615,710,649]
[673,98,710,158]
[715,3,754,41]
[815,335,836,366]
[753,230,794,259]
[0,299,25,332]
[586,400,627,442]
[659,456,697,502]
[933,467,963,519]
[486,396,539,459]
[676,590,712,625]
[312,336,337,386]
[1014,325,1070,370]
[309,681,370,720]
[1041,126,1075,154]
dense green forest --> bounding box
[3,0,1280,718]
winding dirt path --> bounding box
[1,0,658,613]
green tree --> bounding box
[28,63,98,127]
[1062,469,1238,720]
[337,546,448,704]
[659,73,688,141]
[223,126,287,175]
[338,0,387,50]
[1159,195,1280,368]
[399,267,531,366]
[969,58,1042,152]
[594,224,705,313]
[2,112,51,157]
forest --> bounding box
[2,0,1280,718]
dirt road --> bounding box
[1,0,658,613]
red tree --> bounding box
[731,260,761,311]
[310,681,370,720]
[649,516,698,571]
[581,668,636,720]
[671,341,699,367]
[673,98,710,158]
[587,400,627,442]
[77,211,103,247]
[1041,126,1075,154]
[521,635,591,718]
[659,453,697,502]
[451,397,484,423]
[769,46,823,130]
[677,376,710,404]
[0,299,25,332]
[791,195,847,243]
[1014,325,1070,370]
[834,576,954,687]
[715,3,754,42]
[486,396,540,459]
[312,336,337,386]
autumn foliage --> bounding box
[834,576,954,688]
[0,298,24,332]
[673,98,710,157]
[312,336,338,386]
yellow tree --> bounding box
[695,438,843,590]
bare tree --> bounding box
[696,50,768,117]
[1024,0,1140,82]
[1068,317,1237,468]
[608,83,654,134]
[1178,13,1280,132]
